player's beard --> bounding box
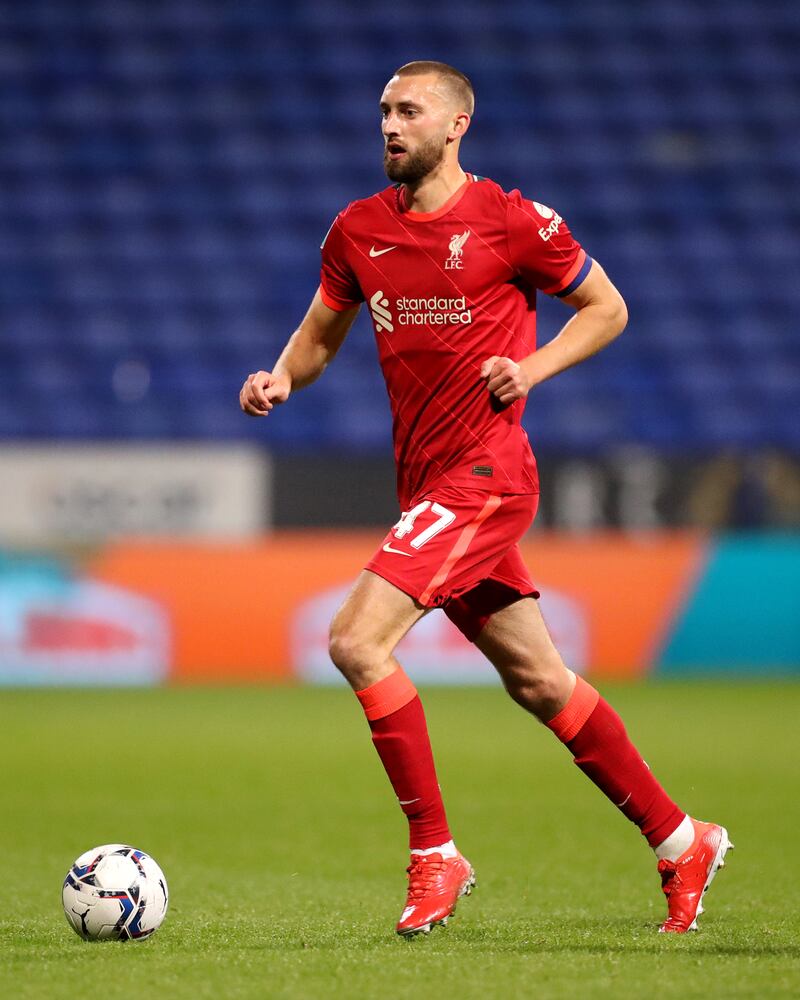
[384,134,446,184]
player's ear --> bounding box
[447,112,470,143]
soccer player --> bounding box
[240,61,731,937]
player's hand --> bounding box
[480,356,531,406]
[239,370,291,416]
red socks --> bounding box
[356,669,683,853]
[356,669,451,851]
[546,676,684,847]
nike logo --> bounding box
[382,542,412,557]
[400,906,416,921]
[398,797,420,806]
[369,245,397,257]
[615,793,632,808]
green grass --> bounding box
[2,681,799,999]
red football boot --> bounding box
[395,851,476,937]
[658,819,733,932]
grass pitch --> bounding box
[2,681,799,999]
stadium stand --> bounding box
[0,0,797,453]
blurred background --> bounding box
[1,0,798,685]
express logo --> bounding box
[369,290,394,333]
[537,212,563,242]
[445,229,470,270]
[532,202,563,241]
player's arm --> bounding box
[482,260,628,405]
[240,289,361,416]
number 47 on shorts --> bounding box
[392,501,456,550]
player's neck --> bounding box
[402,162,468,215]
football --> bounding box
[62,843,169,941]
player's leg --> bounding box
[333,489,533,862]
[471,592,732,932]
[329,570,474,935]
[328,567,426,690]
[329,570,445,849]
[475,595,685,844]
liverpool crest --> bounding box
[445,229,470,270]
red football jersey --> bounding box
[320,174,592,508]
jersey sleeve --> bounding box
[506,191,593,297]
[319,211,364,311]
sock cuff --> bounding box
[355,668,418,721]
[546,674,600,743]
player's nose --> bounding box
[382,111,399,136]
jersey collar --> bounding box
[397,174,473,223]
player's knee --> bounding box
[504,667,570,720]
[328,621,375,680]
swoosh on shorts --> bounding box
[382,542,413,557]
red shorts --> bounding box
[365,487,540,642]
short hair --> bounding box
[393,61,475,116]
